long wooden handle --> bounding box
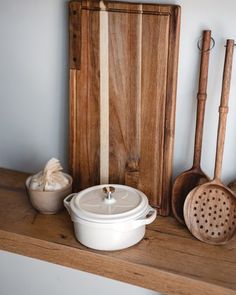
[214,39,235,180]
[193,30,211,168]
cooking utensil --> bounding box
[172,30,212,224]
[64,184,157,251]
[184,39,236,245]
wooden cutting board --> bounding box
[69,0,180,215]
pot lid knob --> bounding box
[103,186,116,203]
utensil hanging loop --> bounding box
[197,36,215,52]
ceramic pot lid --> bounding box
[69,184,149,223]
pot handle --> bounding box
[64,193,77,215]
[138,206,157,225]
[130,206,157,229]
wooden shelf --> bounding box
[0,168,235,295]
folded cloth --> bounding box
[30,158,69,191]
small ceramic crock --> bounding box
[25,173,72,214]
[64,184,157,251]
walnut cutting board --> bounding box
[69,0,180,215]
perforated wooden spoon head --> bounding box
[172,168,209,224]
[184,181,236,245]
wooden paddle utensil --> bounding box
[172,30,212,224]
[184,39,236,245]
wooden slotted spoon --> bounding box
[184,39,236,245]
[172,30,211,224]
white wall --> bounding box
[1,0,236,294]
[0,0,69,172]
[174,0,236,183]
[0,250,157,295]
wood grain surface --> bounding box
[69,2,100,190]
[138,13,169,207]
[69,1,180,215]
[69,2,81,69]
[0,168,236,295]
[109,9,142,184]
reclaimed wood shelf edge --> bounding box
[0,168,235,295]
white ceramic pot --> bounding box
[64,184,157,251]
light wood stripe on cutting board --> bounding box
[100,2,109,184]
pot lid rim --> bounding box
[69,184,149,223]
